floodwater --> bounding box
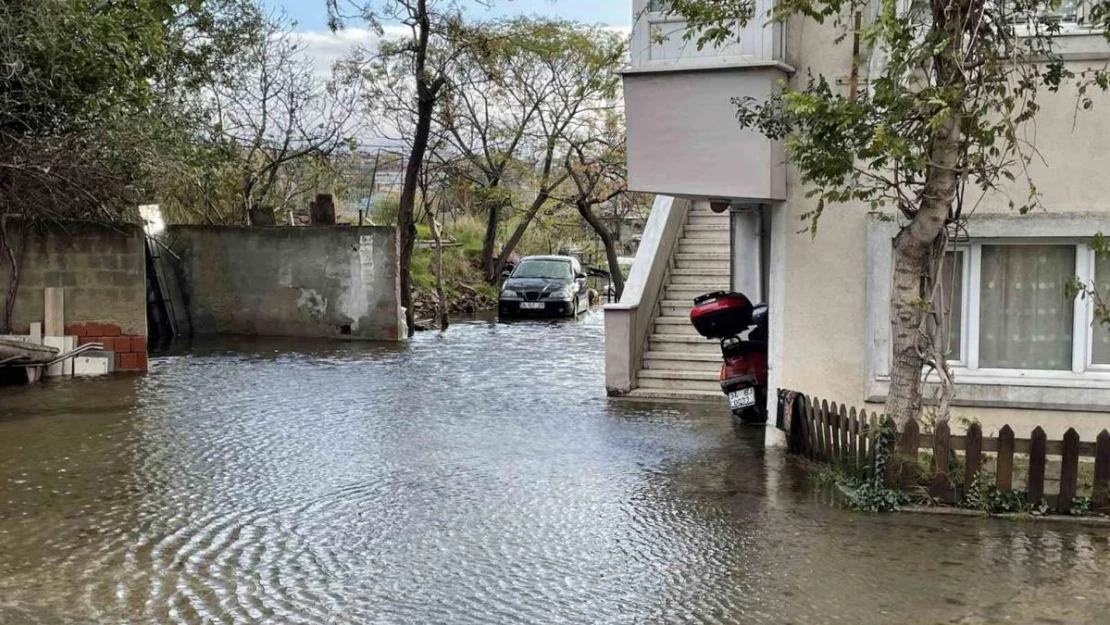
[1,312,1109,625]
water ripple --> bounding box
[2,312,1110,623]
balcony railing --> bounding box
[629,0,784,72]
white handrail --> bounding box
[604,195,690,394]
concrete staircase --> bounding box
[626,202,730,401]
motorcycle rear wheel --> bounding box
[731,406,768,425]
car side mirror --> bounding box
[501,270,512,279]
[575,272,587,280]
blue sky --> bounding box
[266,0,632,32]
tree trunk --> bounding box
[885,3,965,428]
[492,191,550,280]
[397,0,439,339]
[428,209,449,330]
[481,198,499,279]
[576,200,624,299]
[0,216,24,334]
[398,113,430,338]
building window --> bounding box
[938,242,1109,376]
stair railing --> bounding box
[603,195,691,394]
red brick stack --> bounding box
[64,322,149,372]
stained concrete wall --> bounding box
[0,219,147,337]
[166,226,402,341]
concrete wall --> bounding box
[166,226,402,341]
[0,219,147,337]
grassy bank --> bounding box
[410,216,501,320]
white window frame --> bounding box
[937,240,1110,386]
[1010,0,1108,39]
[866,214,1110,411]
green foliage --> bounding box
[1069,496,1093,516]
[371,197,401,227]
[1067,233,1110,331]
[844,478,912,513]
[959,472,1034,514]
[0,0,263,221]
[815,417,909,513]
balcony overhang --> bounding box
[624,64,791,202]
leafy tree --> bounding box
[481,21,626,282]
[436,19,623,282]
[557,114,630,298]
[663,0,1110,427]
[0,0,262,331]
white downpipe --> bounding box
[604,195,691,394]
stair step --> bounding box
[643,349,720,361]
[639,369,720,382]
[685,224,728,232]
[670,271,729,285]
[637,377,724,393]
[687,215,730,226]
[649,339,721,356]
[653,321,700,336]
[654,316,694,325]
[622,388,727,403]
[674,253,730,262]
[660,299,696,312]
[642,358,719,372]
[671,268,730,276]
[649,333,720,344]
[681,232,730,242]
[666,286,728,300]
[675,261,731,273]
[678,242,729,254]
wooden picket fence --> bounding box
[778,391,1110,514]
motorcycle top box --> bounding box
[689,291,755,339]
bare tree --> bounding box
[209,12,359,224]
[331,0,484,336]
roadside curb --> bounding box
[900,505,1110,527]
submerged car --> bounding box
[498,255,589,319]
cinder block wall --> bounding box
[166,226,403,341]
[0,219,148,371]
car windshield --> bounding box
[512,259,573,280]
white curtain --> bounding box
[1092,253,1110,364]
[979,245,1075,370]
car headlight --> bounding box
[547,289,572,301]
[501,289,519,299]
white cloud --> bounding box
[293,24,632,79]
[292,27,409,77]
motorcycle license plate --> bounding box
[728,388,756,409]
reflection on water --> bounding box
[1,311,1109,624]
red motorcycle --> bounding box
[689,291,769,424]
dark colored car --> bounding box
[498,256,589,319]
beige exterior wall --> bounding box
[620,2,1110,437]
[776,16,872,409]
[774,20,1110,438]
